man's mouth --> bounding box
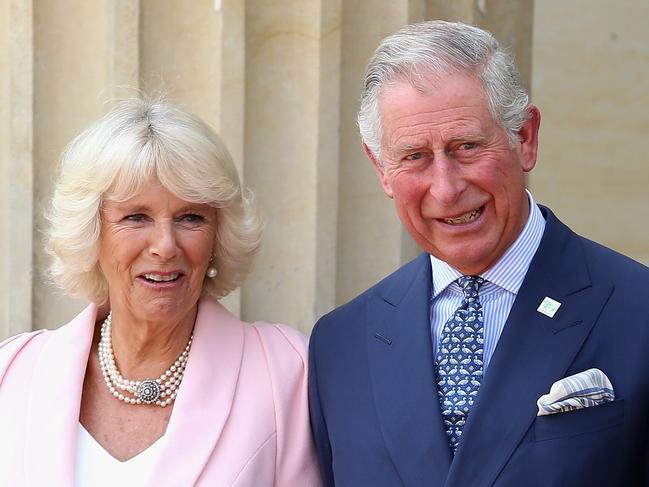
[141,273,181,283]
[442,206,484,225]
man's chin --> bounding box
[430,245,498,275]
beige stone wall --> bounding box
[1,0,34,337]
[530,0,649,266]
[1,0,645,339]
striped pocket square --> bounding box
[537,368,615,416]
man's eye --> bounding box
[405,152,425,161]
[459,142,477,150]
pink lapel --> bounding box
[24,304,97,486]
[22,299,243,485]
[149,298,244,485]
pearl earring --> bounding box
[207,256,217,278]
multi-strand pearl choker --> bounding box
[98,311,193,407]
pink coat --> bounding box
[0,298,321,486]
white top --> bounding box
[75,423,165,486]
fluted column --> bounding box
[0,0,34,336]
[107,0,140,100]
[242,0,342,332]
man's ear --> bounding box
[517,105,541,173]
[364,143,394,198]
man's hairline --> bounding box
[369,69,518,168]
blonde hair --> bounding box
[47,98,262,304]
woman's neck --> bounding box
[105,307,197,380]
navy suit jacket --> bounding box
[309,206,649,486]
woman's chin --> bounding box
[119,296,198,326]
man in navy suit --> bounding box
[309,20,649,486]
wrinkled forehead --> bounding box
[384,72,492,127]
[377,71,489,121]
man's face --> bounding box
[368,73,540,275]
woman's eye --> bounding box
[125,213,146,222]
[459,142,477,150]
[181,214,204,223]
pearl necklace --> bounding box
[98,311,193,407]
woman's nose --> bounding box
[148,222,178,260]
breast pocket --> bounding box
[534,399,624,442]
[497,400,626,486]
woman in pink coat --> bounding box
[0,99,321,486]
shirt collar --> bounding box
[429,190,546,298]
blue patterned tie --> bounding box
[435,275,485,454]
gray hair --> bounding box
[358,20,531,161]
[47,97,262,304]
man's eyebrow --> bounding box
[389,142,426,156]
[450,133,486,142]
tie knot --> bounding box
[457,275,484,299]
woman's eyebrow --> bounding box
[114,203,150,213]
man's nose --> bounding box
[428,155,465,205]
[149,221,178,260]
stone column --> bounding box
[242,0,342,332]
[0,0,34,336]
[107,0,140,101]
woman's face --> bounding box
[99,181,217,326]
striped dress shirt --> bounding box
[429,191,546,372]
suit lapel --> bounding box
[446,207,613,487]
[149,299,244,486]
[367,253,452,487]
[25,304,97,486]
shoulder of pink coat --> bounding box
[0,303,98,386]
[247,321,309,364]
[0,329,49,385]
